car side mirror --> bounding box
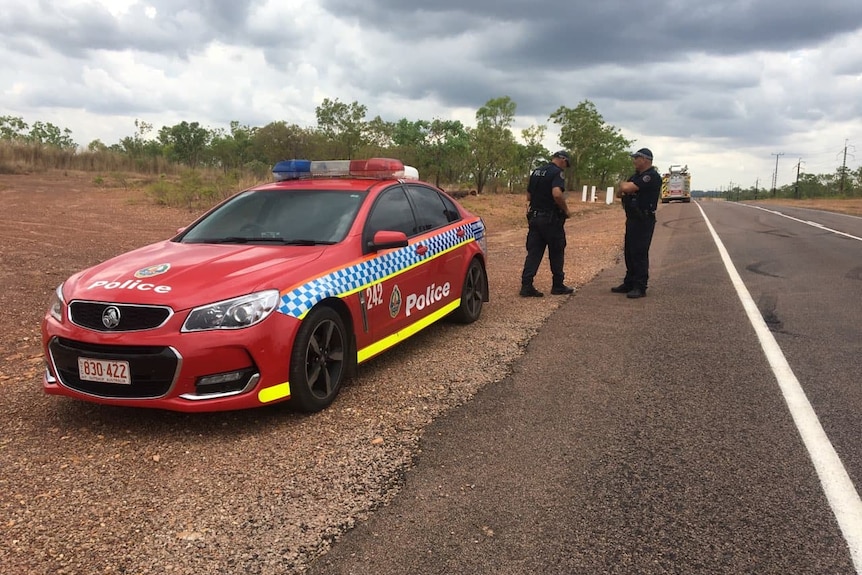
[369,230,408,251]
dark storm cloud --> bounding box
[311,0,862,138]
[0,0,269,59]
[320,0,862,65]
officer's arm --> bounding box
[552,186,571,218]
[618,180,639,195]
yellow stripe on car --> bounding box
[356,299,460,363]
[258,381,291,403]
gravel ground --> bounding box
[4,172,861,574]
[1,170,625,575]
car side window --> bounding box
[365,187,418,241]
[407,185,461,232]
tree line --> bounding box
[0,97,634,194]
[2,98,859,198]
[706,167,862,201]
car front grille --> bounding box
[69,301,172,332]
[49,337,180,399]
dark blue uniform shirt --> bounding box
[626,166,662,212]
[528,163,566,214]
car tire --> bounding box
[289,306,347,412]
[451,259,486,324]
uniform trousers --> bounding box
[623,213,656,290]
[521,213,567,287]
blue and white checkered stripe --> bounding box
[277,221,484,319]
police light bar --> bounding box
[272,159,312,181]
[349,158,406,178]
[272,158,415,181]
[311,160,352,176]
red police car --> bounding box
[41,158,488,412]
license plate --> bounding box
[78,357,131,385]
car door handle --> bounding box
[456,228,465,238]
[415,244,428,256]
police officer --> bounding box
[519,150,575,297]
[612,148,661,299]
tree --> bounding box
[364,115,395,152]
[516,124,550,187]
[157,121,212,168]
[250,121,325,164]
[209,121,257,172]
[119,120,162,158]
[315,98,368,158]
[469,96,518,194]
[0,117,76,149]
[422,119,469,188]
[391,119,429,148]
[835,165,857,197]
[28,121,77,149]
[0,116,30,142]
[585,127,632,188]
[87,139,109,152]
[550,100,631,190]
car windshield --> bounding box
[179,189,367,245]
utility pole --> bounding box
[754,178,759,200]
[839,139,849,196]
[794,159,803,198]
[771,152,784,196]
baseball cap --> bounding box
[630,148,653,160]
[552,150,571,167]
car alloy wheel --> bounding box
[451,259,486,324]
[289,306,347,412]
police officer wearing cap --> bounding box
[519,150,575,297]
[613,148,661,299]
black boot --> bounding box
[519,284,544,297]
[626,287,646,299]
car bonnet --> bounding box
[63,240,327,310]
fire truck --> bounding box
[660,165,691,203]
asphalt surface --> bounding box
[305,202,858,575]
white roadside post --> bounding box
[590,186,597,202]
[606,187,614,204]
[581,185,588,202]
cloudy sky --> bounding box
[2,0,862,190]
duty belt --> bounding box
[528,210,558,217]
[626,206,656,219]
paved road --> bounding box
[306,201,860,575]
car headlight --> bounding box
[182,290,280,332]
[49,283,65,322]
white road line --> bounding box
[696,201,862,573]
[742,204,862,242]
